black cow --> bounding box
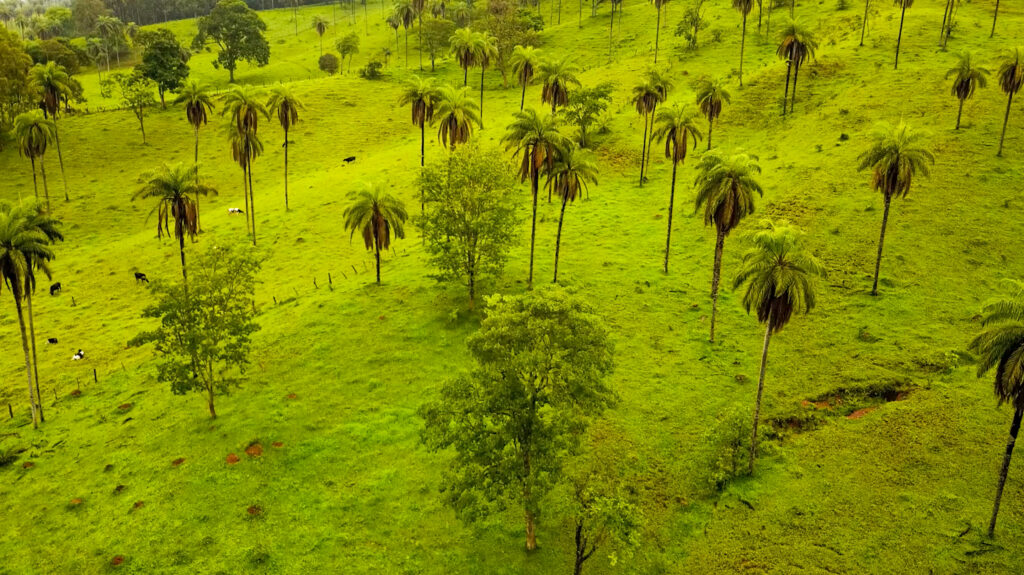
[49,282,61,296]
[134,272,149,284]
[343,156,356,164]
[47,338,58,344]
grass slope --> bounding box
[1,0,1024,573]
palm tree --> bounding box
[970,282,1024,537]
[267,85,304,211]
[651,0,671,63]
[776,20,817,115]
[632,80,660,186]
[411,0,425,70]
[399,77,440,212]
[20,203,62,425]
[653,104,703,272]
[996,47,1023,157]
[450,27,477,86]
[29,62,71,202]
[694,152,763,342]
[537,56,581,114]
[133,164,216,288]
[893,0,913,70]
[222,86,268,244]
[473,32,498,127]
[313,16,329,56]
[13,111,55,210]
[510,46,542,111]
[696,77,730,151]
[0,201,57,429]
[395,0,416,68]
[643,68,674,182]
[548,142,597,283]
[733,220,824,473]
[343,183,408,285]
[174,81,216,232]
[991,0,1000,37]
[96,16,124,68]
[502,108,566,287]
[856,121,933,296]
[434,85,481,150]
[734,0,754,86]
[946,52,989,130]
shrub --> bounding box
[359,60,384,80]
[695,406,752,492]
[318,52,340,75]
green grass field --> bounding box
[2,0,1024,572]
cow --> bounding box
[47,338,58,344]
[343,156,356,164]
[72,349,84,361]
[49,282,61,296]
[228,208,245,214]
[134,272,149,284]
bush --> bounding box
[318,52,340,75]
[359,60,384,80]
[0,448,19,468]
[695,407,752,492]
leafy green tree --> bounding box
[193,0,269,82]
[893,0,912,69]
[267,85,303,211]
[450,26,477,86]
[675,0,708,49]
[336,32,360,73]
[399,76,440,193]
[561,82,613,148]
[776,20,817,115]
[567,453,643,575]
[537,55,580,113]
[418,144,519,306]
[996,47,1023,157]
[173,80,215,231]
[694,151,763,342]
[133,164,216,288]
[969,282,1024,537]
[652,103,702,272]
[421,16,455,72]
[130,244,261,419]
[137,28,190,108]
[856,121,933,295]
[946,51,989,130]
[696,76,729,150]
[343,182,409,285]
[96,15,125,68]
[319,52,340,75]
[502,108,566,287]
[548,142,597,283]
[510,45,542,110]
[222,85,268,244]
[13,111,55,209]
[28,62,70,201]
[0,27,34,132]
[100,71,156,144]
[434,84,480,150]
[420,287,616,551]
[71,0,108,36]
[733,220,824,473]
[312,15,328,55]
[733,0,753,85]
[0,201,59,429]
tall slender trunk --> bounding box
[29,157,39,201]
[997,92,1013,157]
[242,166,251,237]
[955,98,964,130]
[790,0,794,17]
[871,195,891,296]
[178,233,188,288]
[707,118,713,150]
[479,65,486,128]
[940,0,951,42]
[709,229,725,342]
[207,381,217,418]
[644,106,657,181]
[654,6,661,63]
[194,126,202,232]
[374,241,382,284]
[782,56,792,115]
[139,107,147,144]
[553,196,569,283]
[664,160,678,272]
[739,14,747,86]
[26,289,43,423]
[520,82,527,111]
[860,0,869,45]
[248,163,257,246]
[991,0,999,37]
[639,112,649,186]
[14,294,39,429]
[405,29,409,69]
[54,122,69,201]
[989,407,1022,537]
[284,126,290,210]
[579,0,582,27]
[418,15,423,70]
[528,169,539,288]
[609,5,614,62]
[463,66,468,87]
[790,61,800,113]
[40,158,50,212]
[894,3,906,70]
[748,323,773,474]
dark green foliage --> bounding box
[359,60,384,80]
[561,82,613,148]
[696,407,752,492]
[100,71,156,143]
[318,52,340,75]
[193,0,270,82]
[136,29,191,107]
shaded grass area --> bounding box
[1,0,1024,572]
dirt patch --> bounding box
[113,485,126,494]
[69,389,81,397]
[117,403,132,411]
[245,444,263,458]
[171,458,186,467]
[70,498,83,506]
[226,453,240,465]
[247,505,262,516]
[111,556,124,566]
[271,442,283,449]
[286,393,298,400]
[133,501,145,509]
[847,407,877,420]
[22,462,33,469]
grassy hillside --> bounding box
[1,0,1024,573]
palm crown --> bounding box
[343,183,409,252]
[434,85,480,150]
[971,282,1024,409]
[547,143,598,204]
[267,85,304,132]
[174,80,216,129]
[510,46,542,89]
[133,164,217,243]
[694,152,764,235]
[222,85,269,135]
[653,104,704,163]
[14,111,54,162]
[502,108,566,186]
[537,56,581,111]
[399,76,440,128]
[0,202,57,301]
[776,20,818,66]
[997,47,1024,96]
[29,62,71,118]
[857,121,934,200]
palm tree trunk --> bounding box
[998,92,1013,157]
[54,122,69,201]
[194,127,203,232]
[375,241,382,284]
[707,118,713,150]
[654,6,661,63]
[991,0,999,37]
[639,112,649,186]
[955,98,964,130]
[748,323,773,474]
[860,0,869,45]
[248,163,257,246]
[553,195,569,283]
[579,0,582,27]
[871,194,891,296]
[894,3,906,70]
[463,66,468,87]
[26,289,43,423]
[664,161,678,273]
[480,65,486,128]
[29,157,39,201]
[405,29,409,69]
[709,228,725,342]
[644,106,657,181]
[989,407,1022,537]
[40,158,50,212]
[139,107,147,144]
[14,294,39,429]
[418,15,423,70]
[528,170,539,288]
[178,233,188,288]
[739,14,747,86]
[940,0,950,41]
[790,61,800,113]
[242,166,251,237]
[521,82,527,111]
[782,57,792,115]
[284,127,290,210]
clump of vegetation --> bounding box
[696,407,752,492]
[359,60,384,80]
[318,52,340,75]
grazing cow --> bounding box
[72,349,84,361]
[134,272,149,284]
[47,338,58,344]
[343,156,356,164]
[228,208,245,214]
[49,282,61,296]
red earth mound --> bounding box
[847,407,877,420]
[111,556,124,566]
[286,393,298,400]
[226,453,240,465]
[245,444,263,458]
[247,505,262,516]
[22,462,33,469]
[171,458,185,466]
[133,501,145,509]
[117,403,132,411]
